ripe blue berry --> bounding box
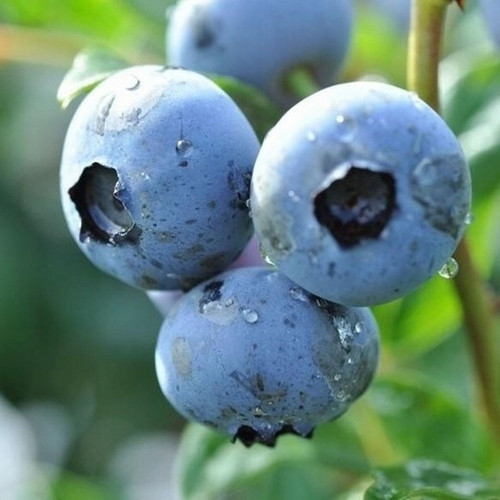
[60,65,260,290]
[155,267,379,446]
[250,81,471,306]
[147,234,266,316]
[166,0,352,108]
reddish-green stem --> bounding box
[407,0,500,443]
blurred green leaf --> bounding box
[57,47,129,108]
[176,417,370,500]
[0,0,165,57]
[51,471,116,500]
[367,376,495,470]
[343,5,407,85]
[441,49,500,201]
[210,74,282,141]
[365,459,500,500]
[373,274,460,358]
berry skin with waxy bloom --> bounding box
[155,267,380,447]
[60,65,260,291]
[250,81,471,306]
[166,0,352,108]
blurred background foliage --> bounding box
[0,0,499,498]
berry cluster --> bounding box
[60,0,471,446]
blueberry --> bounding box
[60,65,260,290]
[250,81,471,306]
[166,0,352,108]
[146,234,266,316]
[478,0,500,50]
[155,267,379,446]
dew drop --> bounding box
[253,405,265,417]
[176,139,193,157]
[439,257,459,279]
[335,390,349,402]
[307,250,319,266]
[289,285,309,302]
[333,316,353,351]
[263,253,276,267]
[124,74,140,91]
[306,131,317,142]
[333,373,342,382]
[354,322,364,334]
[241,308,259,324]
[464,212,474,225]
[335,114,356,140]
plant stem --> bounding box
[407,0,500,442]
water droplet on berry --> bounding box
[335,114,355,140]
[333,316,353,351]
[354,322,364,334]
[289,285,310,302]
[307,131,317,142]
[242,308,259,324]
[439,257,459,279]
[336,390,349,402]
[464,212,474,225]
[176,139,193,157]
[253,405,266,417]
[124,74,140,90]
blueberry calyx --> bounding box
[68,163,140,245]
[233,423,314,448]
[314,166,396,248]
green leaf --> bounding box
[365,459,500,500]
[176,418,369,500]
[51,471,116,500]
[209,74,282,140]
[342,5,407,86]
[57,46,128,108]
[366,376,495,470]
[372,274,460,358]
[441,48,500,201]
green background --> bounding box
[0,0,499,498]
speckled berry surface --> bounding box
[167,0,352,108]
[250,81,471,306]
[155,267,379,446]
[147,234,267,316]
[60,65,260,290]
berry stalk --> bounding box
[407,0,500,442]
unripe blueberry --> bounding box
[251,81,471,306]
[167,0,352,108]
[155,267,379,446]
[60,66,260,290]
